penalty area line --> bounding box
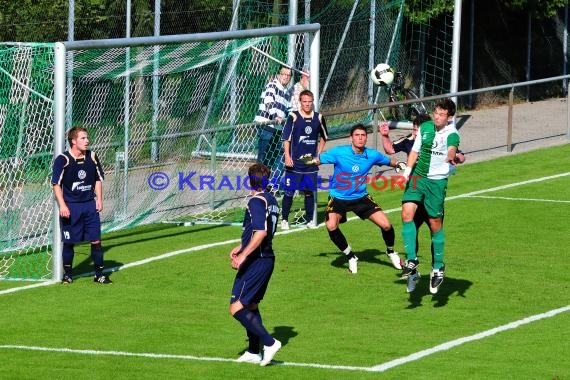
[0,344,372,371]
[466,195,570,203]
[369,304,570,372]
[1,304,569,373]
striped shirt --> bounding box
[254,78,291,122]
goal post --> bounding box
[50,24,321,281]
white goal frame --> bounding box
[51,24,321,281]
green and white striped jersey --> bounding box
[411,120,460,180]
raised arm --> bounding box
[379,122,395,155]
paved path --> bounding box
[453,98,569,163]
[324,98,570,170]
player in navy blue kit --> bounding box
[303,124,403,274]
[280,90,328,230]
[229,163,281,366]
[52,126,111,284]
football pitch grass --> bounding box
[1,145,569,379]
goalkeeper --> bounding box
[300,124,403,274]
[280,90,328,230]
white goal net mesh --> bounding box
[1,29,317,279]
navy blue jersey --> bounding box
[241,192,279,258]
[281,111,328,173]
[392,133,415,155]
[51,150,104,203]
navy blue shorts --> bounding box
[60,200,101,243]
[280,170,318,196]
[230,256,275,306]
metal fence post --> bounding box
[507,87,514,152]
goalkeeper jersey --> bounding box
[411,120,460,180]
[319,145,391,200]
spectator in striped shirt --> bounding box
[254,66,292,175]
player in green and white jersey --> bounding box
[400,99,460,294]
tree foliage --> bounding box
[404,0,455,24]
[501,0,568,19]
[0,0,234,42]
[0,0,68,41]
[0,0,569,41]
[402,0,568,23]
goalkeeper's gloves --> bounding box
[395,161,407,173]
[299,153,319,165]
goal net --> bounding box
[1,25,320,280]
[0,43,55,280]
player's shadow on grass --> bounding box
[71,244,124,279]
[324,249,397,270]
[272,325,298,346]
[399,275,473,309]
[102,223,230,250]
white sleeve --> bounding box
[411,134,422,152]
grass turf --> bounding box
[0,144,569,379]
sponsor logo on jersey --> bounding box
[298,136,316,144]
[72,181,92,192]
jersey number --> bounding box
[270,215,278,235]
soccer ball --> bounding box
[370,63,394,86]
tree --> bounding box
[501,0,569,19]
[404,0,455,24]
[0,0,67,41]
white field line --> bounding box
[369,305,570,372]
[0,281,58,294]
[1,304,569,372]
[446,171,570,199]
[468,195,570,203]
[2,171,569,297]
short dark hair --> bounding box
[350,123,369,136]
[248,163,271,191]
[412,113,431,127]
[279,66,291,75]
[299,89,314,100]
[435,98,456,117]
[67,126,88,146]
